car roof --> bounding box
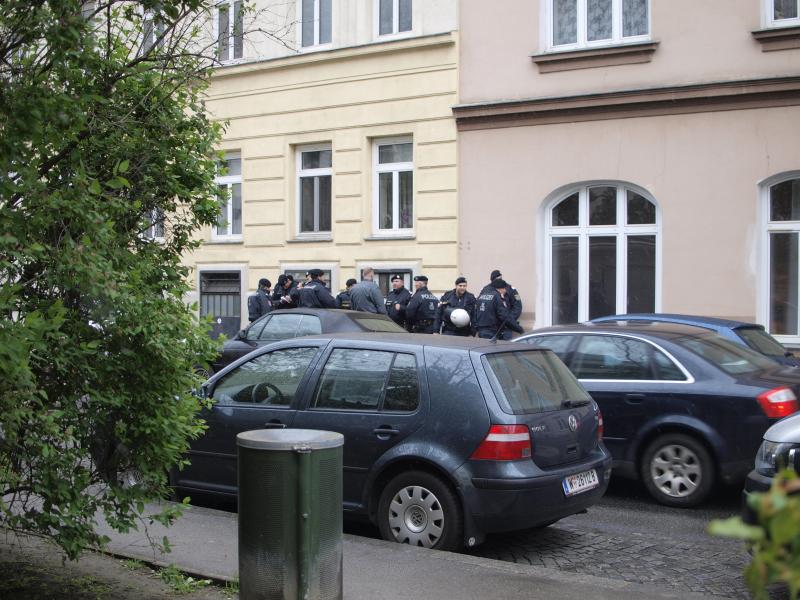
[292,331,526,353]
[590,313,764,331]
[522,321,716,341]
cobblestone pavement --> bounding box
[470,518,752,599]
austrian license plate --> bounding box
[562,469,599,497]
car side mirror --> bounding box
[236,329,247,340]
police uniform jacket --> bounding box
[247,288,273,322]
[475,288,523,335]
[297,280,337,309]
[406,287,438,328]
[336,290,352,310]
[480,283,522,325]
[433,290,476,334]
[386,287,412,326]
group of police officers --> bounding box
[248,267,525,340]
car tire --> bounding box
[640,433,714,507]
[377,471,463,551]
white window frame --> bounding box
[213,152,243,242]
[297,0,333,51]
[764,0,800,28]
[372,137,414,238]
[281,262,339,295]
[758,171,800,346]
[544,0,651,52]
[374,0,414,39]
[542,182,661,326]
[216,0,244,63]
[141,8,163,54]
[296,143,333,240]
[144,208,165,242]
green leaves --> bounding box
[710,470,800,600]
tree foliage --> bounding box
[0,0,229,559]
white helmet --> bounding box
[449,308,471,328]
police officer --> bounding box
[482,269,523,329]
[406,275,439,334]
[297,269,337,308]
[247,278,273,322]
[272,274,297,308]
[474,279,524,340]
[385,274,411,328]
[433,276,475,336]
[336,278,357,309]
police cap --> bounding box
[390,274,403,282]
[413,275,428,282]
[490,269,502,281]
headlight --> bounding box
[755,440,800,476]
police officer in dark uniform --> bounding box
[385,274,411,328]
[474,279,524,340]
[336,278,357,309]
[297,269,337,308]
[405,275,438,334]
[433,276,475,336]
[272,274,297,308]
[482,269,523,329]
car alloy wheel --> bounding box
[641,433,714,507]
[377,470,462,551]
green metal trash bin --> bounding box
[237,429,344,600]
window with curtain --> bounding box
[217,1,244,62]
[767,0,800,27]
[300,0,332,47]
[214,153,242,239]
[766,177,800,339]
[374,138,413,235]
[548,183,658,325]
[550,0,649,50]
[297,145,332,236]
[378,0,412,36]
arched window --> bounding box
[546,183,659,325]
[764,175,800,341]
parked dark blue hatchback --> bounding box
[174,333,611,550]
[516,322,800,507]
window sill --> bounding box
[531,41,659,73]
[752,25,800,52]
[207,237,244,245]
[364,233,416,241]
[288,234,333,243]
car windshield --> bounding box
[482,350,591,415]
[352,316,405,332]
[735,327,788,357]
[675,332,779,374]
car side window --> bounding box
[572,335,653,380]
[260,313,303,340]
[652,348,687,381]
[296,315,322,337]
[213,347,319,406]
[313,349,393,411]
[383,353,420,412]
[522,335,574,360]
[246,316,270,341]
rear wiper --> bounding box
[562,398,591,408]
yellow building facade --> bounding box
[185,1,459,336]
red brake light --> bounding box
[471,425,532,461]
[757,386,798,419]
[596,409,604,441]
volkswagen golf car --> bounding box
[174,333,611,551]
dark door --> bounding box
[200,271,241,339]
[292,343,428,511]
[570,334,686,460]
[178,345,323,496]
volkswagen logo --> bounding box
[568,414,578,432]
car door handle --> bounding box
[625,394,646,404]
[264,421,287,429]
[373,426,400,439]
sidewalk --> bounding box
[94,502,722,600]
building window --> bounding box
[546,183,659,325]
[766,0,800,27]
[373,138,413,235]
[299,0,332,48]
[549,0,649,50]
[214,153,242,240]
[142,10,164,53]
[765,176,800,340]
[297,145,332,236]
[218,0,243,62]
[377,0,412,36]
[144,208,165,241]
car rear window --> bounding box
[676,333,779,374]
[482,350,591,415]
[735,327,787,358]
[352,316,405,332]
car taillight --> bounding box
[757,386,798,419]
[471,424,532,461]
[596,409,604,441]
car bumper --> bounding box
[459,452,612,534]
[741,468,773,525]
